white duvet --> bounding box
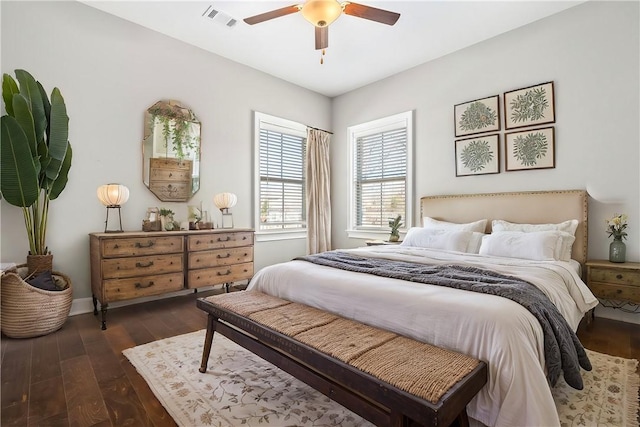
[247,246,599,427]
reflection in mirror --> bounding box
[142,100,201,202]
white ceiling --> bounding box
[81,1,584,97]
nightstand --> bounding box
[585,260,640,313]
[365,240,402,246]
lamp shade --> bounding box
[213,192,237,210]
[300,0,342,27]
[97,184,130,207]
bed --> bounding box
[247,189,599,427]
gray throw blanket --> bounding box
[295,251,591,390]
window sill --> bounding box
[255,230,307,242]
[347,230,406,241]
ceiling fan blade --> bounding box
[343,2,400,26]
[243,5,300,25]
[315,26,328,50]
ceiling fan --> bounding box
[243,0,400,62]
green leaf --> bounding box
[0,116,39,208]
[2,74,19,117]
[50,143,72,200]
[15,70,47,146]
[11,94,38,157]
[37,81,51,137]
[45,88,69,181]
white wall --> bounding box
[0,1,331,300]
[331,1,639,322]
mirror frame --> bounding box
[142,100,201,202]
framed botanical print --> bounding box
[454,95,500,137]
[455,134,500,176]
[504,81,555,130]
[505,127,555,171]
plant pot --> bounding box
[27,253,53,275]
[1,265,72,338]
[389,234,399,242]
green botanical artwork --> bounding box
[459,101,497,132]
[461,139,494,172]
[509,88,549,123]
[513,132,548,166]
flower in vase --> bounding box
[606,213,628,241]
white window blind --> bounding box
[348,111,413,238]
[355,128,407,227]
[254,112,307,236]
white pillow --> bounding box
[401,228,473,252]
[491,219,579,236]
[554,231,576,261]
[423,217,488,233]
[479,231,562,261]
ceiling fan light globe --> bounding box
[300,0,342,27]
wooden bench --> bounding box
[197,291,487,427]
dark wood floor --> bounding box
[2,287,639,427]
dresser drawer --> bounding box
[589,281,640,304]
[102,254,184,279]
[101,236,183,258]
[188,232,253,251]
[187,262,253,288]
[590,268,640,286]
[188,247,253,269]
[104,272,184,302]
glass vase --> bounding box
[608,238,626,263]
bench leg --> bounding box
[451,410,470,427]
[199,314,217,373]
[390,410,410,427]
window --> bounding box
[254,112,307,240]
[348,111,413,239]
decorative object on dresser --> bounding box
[504,81,555,130]
[214,192,238,228]
[0,69,74,337]
[586,260,639,314]
[89,229,254,330]
[142,100,201,202]
[606,213,628,263]
[454,94,500,137]
[143,207,162,231]
[96,183,130,232]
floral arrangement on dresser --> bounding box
[606,213,628,263]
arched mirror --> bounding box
[142,100,201,202]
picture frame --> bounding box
[504,81,555,130]
[455,134,500,177]
[505,127,555,171]
[454,95,500,137]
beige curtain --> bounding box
[306,128,331,254]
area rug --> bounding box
[123,330,639,427]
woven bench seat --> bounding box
[197,291,487,427]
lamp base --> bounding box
[221,212,234,229]
[104,206,124,233]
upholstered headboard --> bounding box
[420,190,588,267]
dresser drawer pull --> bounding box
[218,236,232,242]
[136,261,154,268]
[217,269,232,276]
[616,274,623,279]
[217,253,231,259]
[135,241,155,248]
[135,281,155,289]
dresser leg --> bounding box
[100,304,108,330]
[225,283,230,293]
[92,295,98,315]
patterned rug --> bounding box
[123,330,639,427]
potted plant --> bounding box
[1,69,72,273]
[0,69,73,338]
[388,214,403,242]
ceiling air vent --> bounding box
[202,5,237,28]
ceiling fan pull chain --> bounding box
[320,48,326,65]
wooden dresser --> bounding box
[586,259,640,312]
[90,229,254,329]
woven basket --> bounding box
[1,265,73,338]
